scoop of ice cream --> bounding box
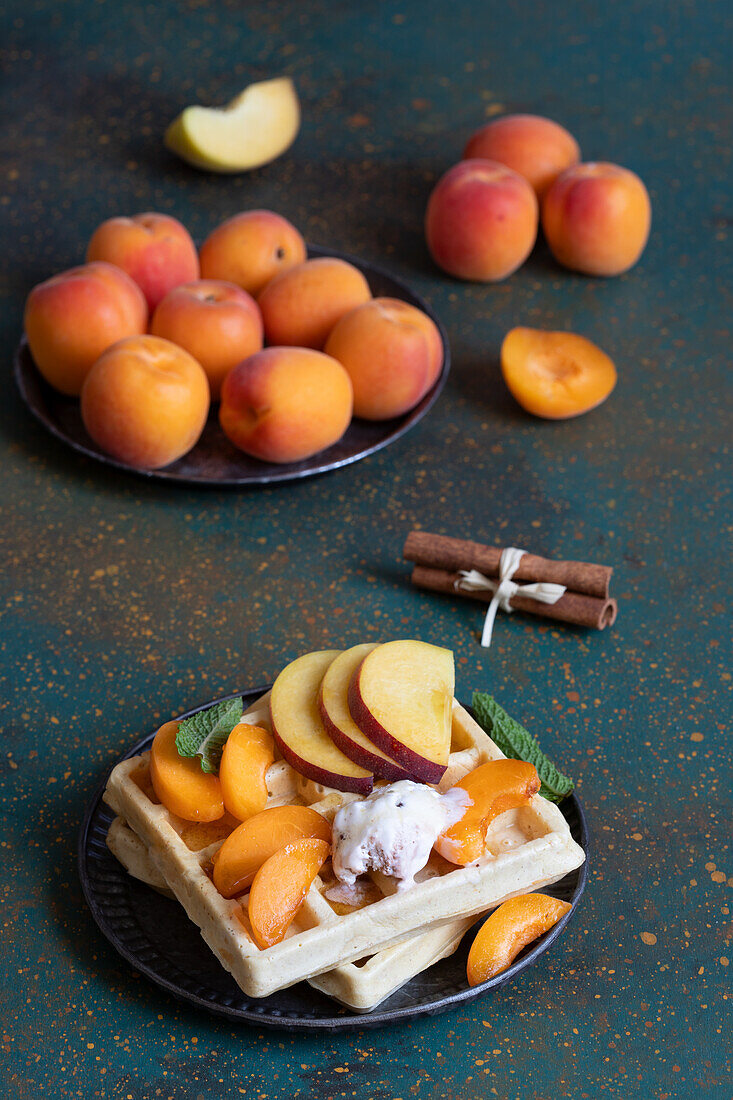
[331,779,469,890]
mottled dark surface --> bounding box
[1,1,731,1097]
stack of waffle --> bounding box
[104,694,584,1011]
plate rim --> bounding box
[78,686,589,1031]
[15,244,450,488]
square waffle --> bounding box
[103,693,585,1002]
[105,814,475,1011]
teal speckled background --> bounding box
[2,1,731,1097]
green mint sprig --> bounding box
[175,697,243,774]
[471,692,574,803]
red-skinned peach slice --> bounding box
[149,720,225,823]
[347,640,454,783]
[213,805,331,898]
[434,759,540,865]
[218,723,274,821]
[467,893,572,985]
[270,650,373,794]
[247,837,331,949]
[319,643,411,781]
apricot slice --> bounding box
[247,837,331,949]
[149,720,225,823]
[213,805,332,898]
[434,759,540,865]
[467,893,572,985]
[219,723,275,821]
[501,327,616,420]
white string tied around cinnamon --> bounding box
[455,546,566,648]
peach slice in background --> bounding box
[466,893,572,984]
[247,837,331,949]
[149,721,225,823]
[218,723,274,821]
[434,759,540,865]
[164,77,300,174]
[213,805,332,899]
[270,650,373,793]
[501,327,617,419]
[319,643,411,781]
[348,640,454,784]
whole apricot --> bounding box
[24,262,147,396]
[257,258,371,349]
[501,327,617,419]
[324,297,442,419]
[542,162,651,276]
[219,346,353,463]
[81,334,210,468]
[199,210,306,296]
[151,280,263,400]
[464,114,580,198]
[86,212,200,310]
[425,159,538,282]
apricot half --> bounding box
[213,805,332,898]
[501,327,617,419]
[218,723,275,822]
[247,837,331,948]
[149,721,225,822]
[467,893,572,985]
[434,759,540,865]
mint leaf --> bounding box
[175,697,243,774]
[471,692,574,803]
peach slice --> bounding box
[149,721,225,823]
[348,640,454,783]
[434,759,540,865]
[270,650,373,794]
[319,643,411,781]
[467,893,572,985]
[213,805,331,898]
[501,327,617,420]
[248,837,331,949]
[218,723,275,822]
[164,78,300,174]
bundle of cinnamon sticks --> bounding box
[404,531,617,631]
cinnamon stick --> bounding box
[404,531,612,599]
[412,565,617,630]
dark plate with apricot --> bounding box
[15,245,450,487]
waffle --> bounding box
[103,693,585,1002]
[106,812,475,1010]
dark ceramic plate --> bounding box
[79,687,588,1031]
[15,246,449,487]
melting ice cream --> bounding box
[332,780,469,890]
